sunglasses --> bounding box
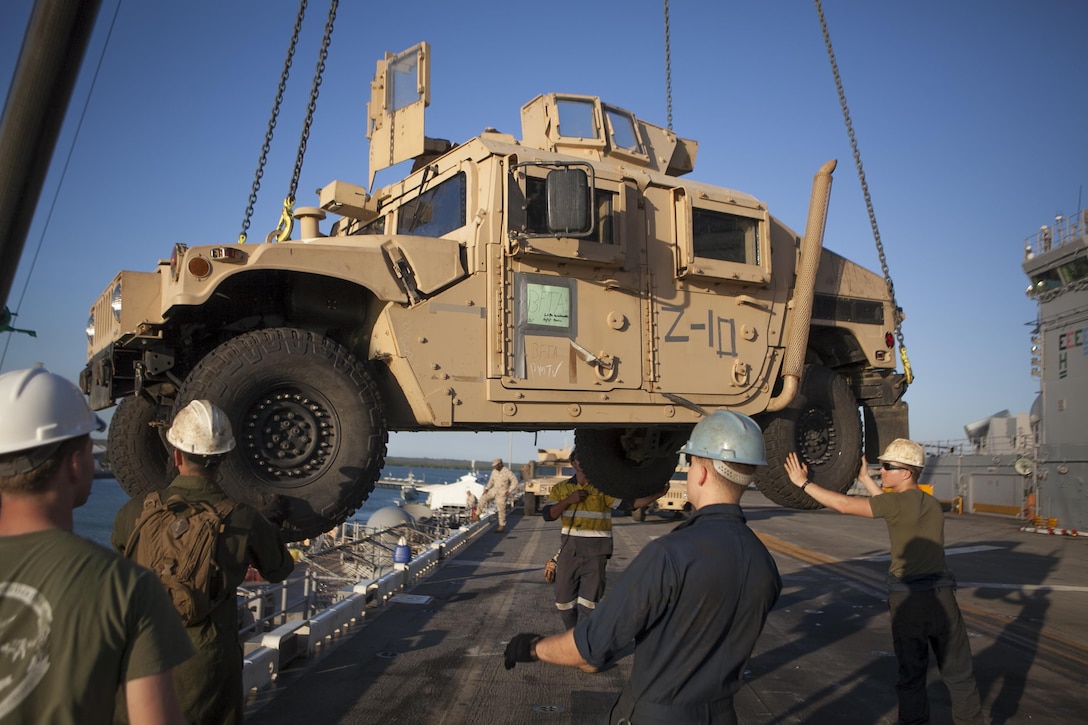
[881,462,909,472]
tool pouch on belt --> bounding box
[544,553,558,583]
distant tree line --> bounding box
[385,457,524,471]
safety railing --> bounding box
[1024,209,1088,259]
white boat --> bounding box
[417,471,487,511]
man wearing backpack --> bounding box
[112,399,294,724]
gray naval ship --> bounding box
[921,209,1088,534]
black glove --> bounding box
[504,633,542,670]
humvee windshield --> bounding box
[397,172,466,236]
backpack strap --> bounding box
[123,491,167,556]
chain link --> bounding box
[238,0,309,244]
[288,0,338,205]
[268,0,338,243]
[663,0,673,131]
[814,0,913,383]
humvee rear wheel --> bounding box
[108,394,171,496]
[756,365,861,509]
[173,328,388,541]
[574,427,686,499]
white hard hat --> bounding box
[878,438,924,468]
[0,365,106,474]
[167,400,236,456]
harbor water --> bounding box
[74,465,480,548]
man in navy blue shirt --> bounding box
[504,411,782,725]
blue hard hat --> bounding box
[679,410,767,466]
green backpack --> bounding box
[125,492,236,626]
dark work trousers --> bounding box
[887,586,984,725]
[554,543,608,630]
[610,684,737,725]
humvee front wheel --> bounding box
[756,365,861,509]
[108,394,172,496]
[173,328,388,541]
[574,427,686,499]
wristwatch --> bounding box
[801,481,813,492]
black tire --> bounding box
[574,427,685,499]
[524,493,538,516]
[755,365,862,509]
[173,328,388,541]
[108,395,171,497]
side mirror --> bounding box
[546,168,592,235]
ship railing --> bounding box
[239,513,492,697]
[1024,209,1088,259]
[922,434,1034,457]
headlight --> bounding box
[110,282,122,322]
[86,313,95,345]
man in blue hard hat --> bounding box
[504,410,782,725]
[0,366,193,724]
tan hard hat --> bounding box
[492,458,503,467]
[878,438,924,468]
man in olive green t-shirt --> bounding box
[0,367,193,725]
[785,440,984,725]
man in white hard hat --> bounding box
[0,366,193,724]
[478,457,518,533]
[785,440,984,725]
[505,411,782,724]
[112,399,294,725]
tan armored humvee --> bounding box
[521,447,688,521]
[82,43,909,540]
[521,448,574,516]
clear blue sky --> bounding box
[2,0,1085,464]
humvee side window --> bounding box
[693,207,760,265]
[525,176,615,244]
[556,98,599,139]
[397,172,466,237]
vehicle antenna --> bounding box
[814,0,913,384]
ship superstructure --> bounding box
[921,210,1088,532]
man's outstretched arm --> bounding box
[785,452,874,518]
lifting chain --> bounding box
[238,0,309,244]
[663,0,673,131]
[238,0,339,245]
[269,0,339,243]
[814,0,913,384]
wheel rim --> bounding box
[241,387,338,486]
[797,407,837,466]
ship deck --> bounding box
[245,492,1087,724]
